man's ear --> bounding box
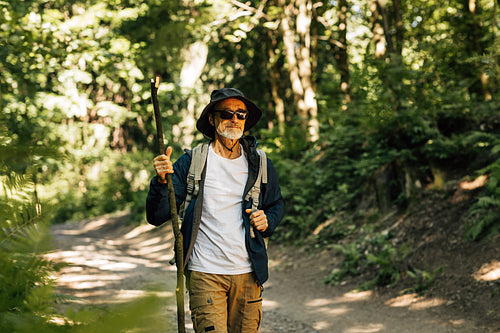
[209,113,215,126]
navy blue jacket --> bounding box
[146,136,284,286]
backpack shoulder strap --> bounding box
[251,148,269,245]
[245,148,267,215]
[182,142,209,220]
[257,149,267,185]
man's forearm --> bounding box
[146,177,172,226]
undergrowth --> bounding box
[405,266,444,294]
[465,157,500,241]
[323,228,410,290]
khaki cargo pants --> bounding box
[186,271,263,333]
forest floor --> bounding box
[48,179,499,332]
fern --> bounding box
[465,158,500,241]
[0,122,62,332]
[406,266,444,294]
[324,231,409,288]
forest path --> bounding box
[48,211,488,332]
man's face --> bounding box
[210,98,247,140]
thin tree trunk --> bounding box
[376,0,394,55]
[393,0,403,56]
[280,0,318,141]
[178,40,209,146]
[296,0,318,141]
[311,5,318,92]
[370,0,386,58]
[494,0,499,93]
[267,30,286,135]
[281,2,304,116]
[337,0,351,109]
[465,0,492,100]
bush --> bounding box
[324,229,409,289]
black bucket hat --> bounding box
[196,88,262,138]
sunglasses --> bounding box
[214,109,248,120]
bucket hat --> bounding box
[196,88,262,138]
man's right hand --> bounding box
[153,146,174,184]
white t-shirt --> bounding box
[187,144,253,274]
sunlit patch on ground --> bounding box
[449,319,466,327]
[115,289,175,301]
[262,299,279,309]
[342,290,373,301]
[47,214,177,309]
[344,323,384,333]
[302,291,374,320]
[312,321,330,330]
[304,290,372,308]
[303,299,350,317]
[385,293,446,310]
[123,223,157,239]
[473,260,500,282]
[305,298,334,307]
[459,175,487,190]
[57,273,122,284]
[452,175,488,203]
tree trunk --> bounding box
[371,0,404,112]
[311,6,318,92]
[178,40,209,147]
[463,0,491,100]
[337,0,351,109]
[494,0,499,93]
[376,0,394,55]
[370,0,386,58]
[267,30,286,135]
[280,0,319,141]
[393,0,403,56]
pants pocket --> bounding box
[243,296,262,331]
[189,293,216,333]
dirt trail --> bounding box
[48,212,494,332]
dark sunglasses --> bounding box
[214,109,248,120]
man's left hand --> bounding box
[245,209,268,232]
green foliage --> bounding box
[462,118,500,241]
[324,230,409,289]
[277,0,500,242]
[1,0,193,224]
[406,266,444,294]
[0,125,60,333]
[51,151,153,224]
[323,243,363,284]
[465,157,500,241]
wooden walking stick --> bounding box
[150,75,186,333]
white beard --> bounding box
[217,127,243,140]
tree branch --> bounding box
[230,0,271,21]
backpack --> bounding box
[181,142,267,239]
